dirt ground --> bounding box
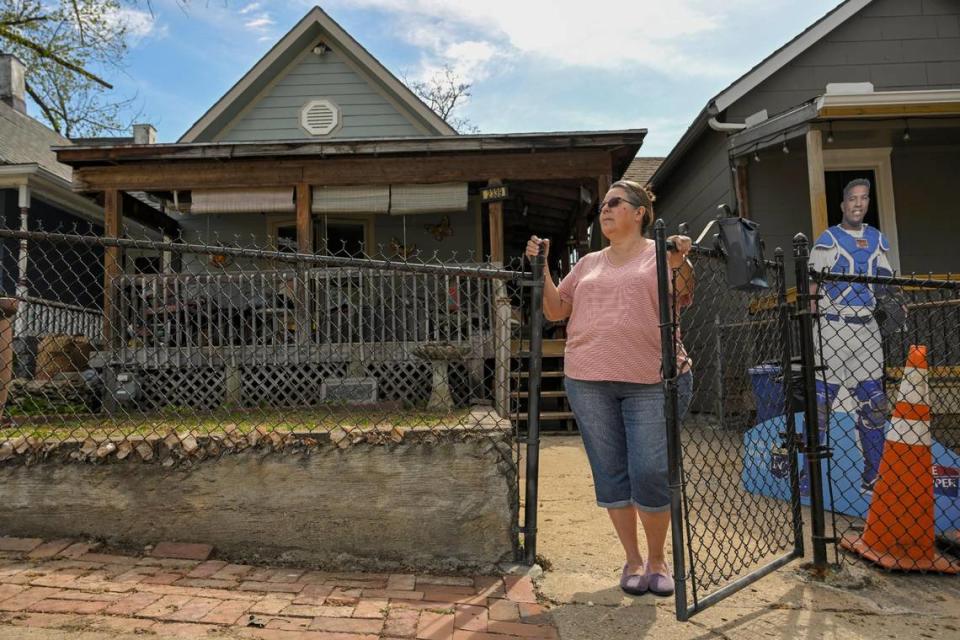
[532,436,960,640]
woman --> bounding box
[525,180,693,597]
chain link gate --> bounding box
[656,221,804,620]
[0,224,550,564]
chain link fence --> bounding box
[808,267,960,572]
[0,226,529,489]
[656,221,803,619]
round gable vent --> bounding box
[300,99,340,136]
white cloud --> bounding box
[329,0,743,79]
[109,7,167,43]
[239,2,262,15]
[245,16,275,30]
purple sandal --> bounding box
[619,564,648,596]
[645,564,674,597]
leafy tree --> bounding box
[406,64,479,134]
[0,0,149,137]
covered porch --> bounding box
[726,85,960,274]
[46,131,644,415]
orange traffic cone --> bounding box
[840,345,960,572]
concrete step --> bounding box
[517,411,575,422]
[515,390,566,398]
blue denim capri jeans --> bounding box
[564,371,692,512]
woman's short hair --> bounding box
[610,180,656,234]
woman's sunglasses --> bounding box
[598,196,640,213]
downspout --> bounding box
[707,117,747,132]
[706,108,749,217]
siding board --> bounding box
[727,0,957,120]
[219,47,425,142]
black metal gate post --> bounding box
[523,250,545,565]
[654,220,688,620]
[776,248,804,557]
[792,233,829,569]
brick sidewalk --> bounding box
[0,537,556,640]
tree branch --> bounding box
[0,16,51,28]
[70,0,86,45]
[24,81,63,134]
[0,25,112,89]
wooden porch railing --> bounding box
[113,266,497,360]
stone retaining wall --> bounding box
[0,437,518,573]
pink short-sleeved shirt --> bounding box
[557,245,689,384]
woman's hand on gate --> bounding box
[525,236,550,263]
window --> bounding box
[823,147,901,273]
[269,217,372,257]
[826,169,879,229]
[322,220,366,257]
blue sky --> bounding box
[105,0,842,155]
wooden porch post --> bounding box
[487,179,504,264]
[103,189,122,346]
[593,174,611,250]
[806,129,828,237]
[734,159,751,219]
[484,179,511,416]
[296,182,313,254]
[294,182,314,352]
[0,298,17,420]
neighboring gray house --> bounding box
[650,0,960,275]
[0,55,175,343]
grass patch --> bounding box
[2,405,492,441]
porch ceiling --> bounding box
[52,130,646,193]
[729,108,960,158]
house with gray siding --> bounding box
[47,6,644,421]
[0,55,176,347]
[649,0,960,275]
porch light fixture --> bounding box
[826,122,834,144]
[753,146,760,163]
[781,139,790,154]
[902,120,911,142]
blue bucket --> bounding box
[747,364,785,424]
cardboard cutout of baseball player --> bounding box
[809,178,892,495]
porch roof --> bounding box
[728,89,960,158]
[52,130,646,192]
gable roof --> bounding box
[0,100,72,182]
[179,5,457,143]
[651,0,872,189]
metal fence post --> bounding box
[654,220,688,620]
[776,248,804,557]
[792,233,829,569]
[523,251,545,565]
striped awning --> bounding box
[190,188,294,214]
[312,186,390,214]
[390,183,467,215]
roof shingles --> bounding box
[0,101,72,182]
[622,156,664,186]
